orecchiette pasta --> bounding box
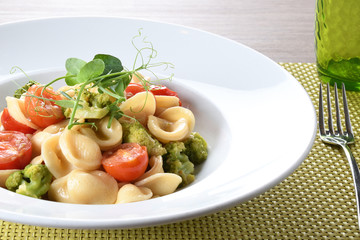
[59,128,102,171]
[48,169,118,204]
[31,120,70,157]
[31,131,54,157]
[135,173,182,196]
[42,119,69,134]
[57,84,98,98]
[30,155,44,165]
[79,117,123,151]
[116,184,153,204]
[57,85,77,98]
[154,95,180,116]
[42,134,76,178]
[120,91,156,125]
[147,106,195,143]
[136,155,164,181]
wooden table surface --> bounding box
[0,0,316,63]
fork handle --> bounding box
[341,144,360,230]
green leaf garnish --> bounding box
[65,58,87,75]
[76,59,105,84]
[65,58,87,86]
[94,54,123,75]
[53,99,78,109]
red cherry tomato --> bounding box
[148,84,180,98]
[125,83,147,99]
[24,85,65,128]
[125,83,182,105]
[1,108,36,134]
[102,143,148,182]
[0,131,32,170]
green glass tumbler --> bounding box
[315,0,360,91]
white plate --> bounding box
[0,17,316,229]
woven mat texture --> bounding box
[1,62,360,239]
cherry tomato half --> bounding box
[24,85,65,128]
[0,131,32,170]
[125,83,147,99]
[102,143,148,182]
[1,108,36,134]
[125,83,182,105]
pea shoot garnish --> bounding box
[12,30,174,129]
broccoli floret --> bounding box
[13,80,40,99]
[122,121,167,156]
[5,164,53,199]
[184,132,208,165]
[163,141,195,187]
[92,92,111,108]
[63,89,112,119]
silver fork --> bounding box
[319,82,360,230]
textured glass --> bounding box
[315,0,360,91]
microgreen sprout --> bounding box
[10,29,174,129]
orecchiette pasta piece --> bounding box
[57,84,99,96]
[48,169,118,204]
[5,96,40,130]
[42,134,75,178]
[42,119,69,134]
[135,173,182,196]
[59,128,102,171]
[147,117,189,143]
[31,120,70,157]
[31,131,54,157]
[115,184,153,204]
[158,106,195,131]
[154,95,180,116]
[120,91,156,125]
[147,106,195,143]
[57,85,77,98]
[79,117,122,151]
[0,169,19,188]
[136,155,164,181]
[30,155,43,165]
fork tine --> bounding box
[342,82,353,135]
[326,83,335,134]
[334,83,343,135]
[319,84,326,135]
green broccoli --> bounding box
[13,80,40,99]
[5,164,53,199]
[122,121,167,156]
[184,132,208,165]
[63,89,112,119]
[163,141,195,187]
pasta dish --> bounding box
[0,36,208,205]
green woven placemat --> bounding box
[1,62,360,239]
